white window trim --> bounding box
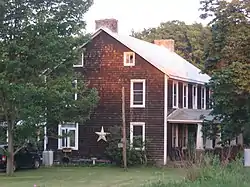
[172,81,179,108]
[58,122,79,150]
[73,79,77,100]
[183,83,188,109]
[73,50,84,67]
[192,85,197,109]
[124,52,135,66]
[201,86,206,109]
[130,79,146,108]
[130,122,145,150]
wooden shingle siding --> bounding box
[75,31,165,162]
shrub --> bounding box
[105,125,148,166]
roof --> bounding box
[167,108,212,123]
[82,28,211,84]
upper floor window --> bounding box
[201,87,206,109]
[58,123,79,150]
[192,85,197,109]
[183,84,188,108]
[173,81,178,108]
[124,52,135,66]
[73,48,85,67]
[130,122,145,150]
[130,79,146,108]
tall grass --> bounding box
[146,155,250,187]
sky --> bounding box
[84,0,209,35]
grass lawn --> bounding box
[0,166,183,187]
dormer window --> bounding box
[124,52,135,66]
[73,48,85,67]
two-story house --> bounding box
[46,19,222,165]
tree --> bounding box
[200,0,250,146]
[0,0,98,176]
[131,20,212,69]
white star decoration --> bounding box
[95,126,110,142]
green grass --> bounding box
[0,166,183,187]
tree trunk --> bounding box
[6,122,14,176]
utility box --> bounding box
[42,150,54,166]
[244,149,250,167]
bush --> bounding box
[146,154,250,187]
[105,125,148,166]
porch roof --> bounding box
[167,109,213,124]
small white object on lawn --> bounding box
[95,126,110,142]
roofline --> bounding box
[167,119,203,124]
[80,28,210,84]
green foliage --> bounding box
[200,0,250,73]
[131,20,211,69]
[0,0,97,175]
[200,0,250,145]
[146,155,249,187]
[105,125,148,166]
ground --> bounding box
[0,166,183,187]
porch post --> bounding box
[215,132,221,148]
[196,123,204,149]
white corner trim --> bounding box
[130,122,145,150]
[73,52,84,67]
[164,75,168,165]
[183,83,188,108]
[124,52,135,66]
[130,79,146,108]
[73,79,78,100]
[172,80,179,108]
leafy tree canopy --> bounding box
[0,0,98,175]
[131,20,212,69]
[200,0,250,145]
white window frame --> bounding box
[124,52,135,66]
[130,79,146,108]
[73,49,85,67]
[58,123,79,150]
[192,85,197,109]
[130,122,145,150]
[201,86,206,109]
[73,79,77,100]
[172,81,179,108]
[183,83,188,108]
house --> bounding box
[45,19,240,165]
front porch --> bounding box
[167,109,243,161]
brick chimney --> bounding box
[153,39,175,52]
[95,19,118,33]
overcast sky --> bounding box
[84,0,209,35]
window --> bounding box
[201,87,206,109]
[58,123,78,150]
[72,79,77,100]
[124,52,135,66]
[172,124,178,147]
[192,85,197,109]
[130,79,146,108]
[183,84,188,108]
[73,48,85,67]
[172,81,178,108]
[130,122,145,150]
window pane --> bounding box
[133,82,143,90]
[69,130,76,147]
[133,126,142,136]
[133,94,143,104]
